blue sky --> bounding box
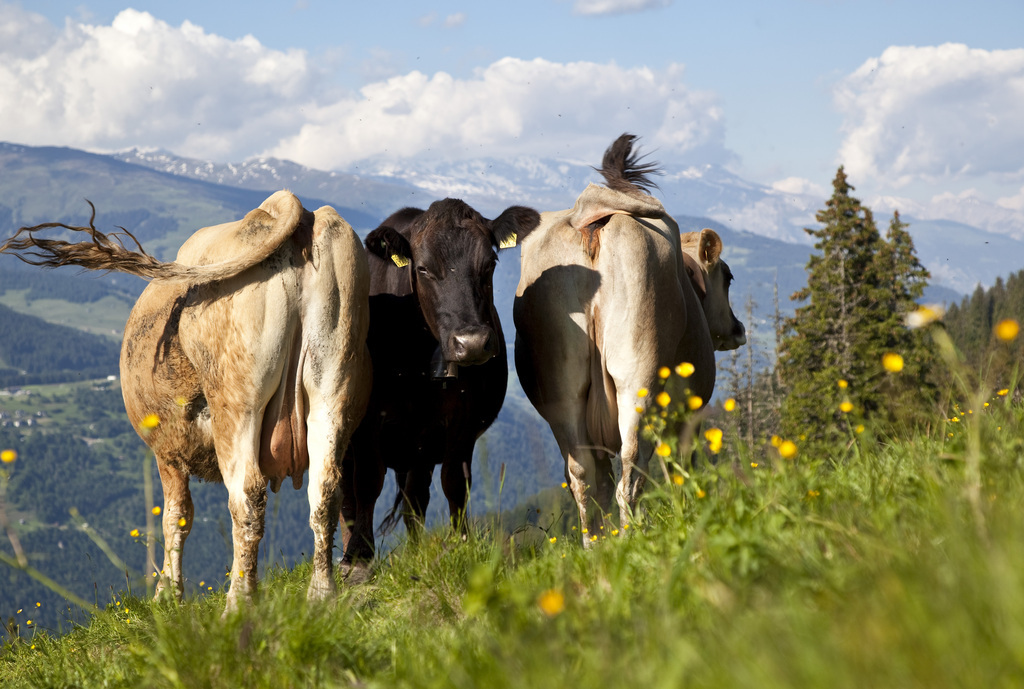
[9,0,1024,236]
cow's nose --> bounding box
[449,328,495,364]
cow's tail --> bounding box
[0,192,303,284]
[595,133,662,196]
[377,490,405,538]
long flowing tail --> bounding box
[0,190,304,284]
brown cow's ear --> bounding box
[365,226,413,268]
[491,206,540,250]
[699,228,722,267]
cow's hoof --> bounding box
[340,560,373,585]
[306,573,337,602]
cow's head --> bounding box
[680,229,747,351]
[366,199,540,372]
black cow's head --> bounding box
[366,199,540,372]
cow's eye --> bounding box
[416,265,435,281]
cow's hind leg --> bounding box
[305,403,344,601]
[218,418,268,613]
[154,459,193,602]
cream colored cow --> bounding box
[514,135,716,534]
[1,191,371,611]
[680,228,747,351]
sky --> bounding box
[4,0,1024,232]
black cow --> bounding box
[341,198,539,574]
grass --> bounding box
[1,390,1022,688]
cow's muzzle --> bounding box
[447,327,496,367]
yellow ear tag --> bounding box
[498,232,517,250]
[390,253,410,268]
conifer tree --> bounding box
[778,168,935,448]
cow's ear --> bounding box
[365,227,412,268]
[491,206,541,250]
[699,228,722,267]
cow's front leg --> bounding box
[154,459,193,602]
[401,466,434,541]
[440,446,473,534]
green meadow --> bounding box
[1,362,1021,687]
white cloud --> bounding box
[573,0,672,16]
[267,58,727,170]
[0,5,727,171]
[770,177,825,198]
[836,43,1024,188]
[444,13,467,28]
[0,5,320,161]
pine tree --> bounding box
[778,168,936,448]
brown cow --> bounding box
[680,228,746,351]
[340,198,539,576]
[514,134,716,536]
[0,191,371,611]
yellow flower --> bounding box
[675,362,695,378]
[696,489,706,499]
[129,528,140,538]
[904,304,944,329]
[704,427,723,454]
[655,442,672,457]
[26,620,32,626]
[672,474,684,486]
[750,462,758,468]
[723,398,736,412]
[634,406,644,413]
[611,529,619,536]
[152,506,161,516]
[561,482,568,489]
[687,395,703,410]
[994,319,1020,342]
[199,581,205,587]
[538,589,565,617]
[658,366,671,379]
[882,352,904,373]
[770,435,782,448]
[656,391,671,408]
[140,413,160,430]
[856,424,865,434]
[174,396,187,407]
[177,517,187,527]
[636,388,649,398]
[838,379,848,389]
[997,389,1009,397]
[807,490,820,498]
[549,536,557,544]
[1,449,16,463]
[840,401,854,413]
[779,440,798,459]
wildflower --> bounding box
[723,398,736,412]
[905,304,944,329]
[704,427,723,454]
[840,401,854,413]
[611,529,619,536]
[658,366,671,379]
[1,449,16,463]
[174,396,187,407]
[838,379,848,389]
[656,391,671,408]
[129,529,140,538]
[672,474,684,486]
[26,620,32,626]
[655,443,672,457]
[634,406,643,413]
[199,581,205,587]
[807,490,820,498]
[549,536,557,544]
[779,440,798,459]
[590,535,598,542]
[538,589,565,617]
[882,352,904,373]
[35,602,40,608]
[687,395,703,410]
[750,462,758,468]
[561,482,568,489]
[997,389,1009,397]
[152,506,161,516]
[856,425,865,434]
[676,362,695,378]
[994,319,1020,342]
[636,388,649,398]
[177,518,187,527]
[140,413,160,430]
[696,489,706,499]
[770,435,782,448]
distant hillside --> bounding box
[0,303,119,387]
